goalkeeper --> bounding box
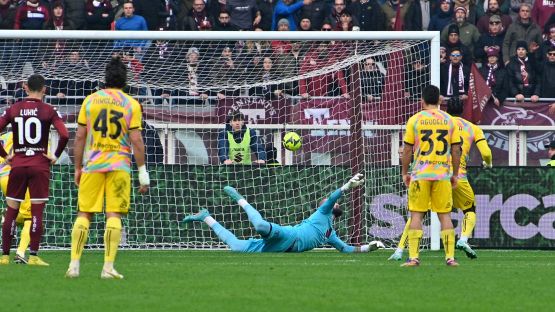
[183,174,384,253]
[389,97,492,261]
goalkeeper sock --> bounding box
[407,229,423,260]
[460,211,477,242]
[2,207,18,255]
[441,229,456,260]
[237,199,271,236]
[104,217,122,267]
[398,217,411,250]
[70,216,90,262]
[29,203,45,256]
[211,222,245,251]
[17,220,31,257]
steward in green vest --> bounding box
[548,140,555,167]
[218,110,266,165]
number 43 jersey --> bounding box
[403,109,461,181]
[78,89,143,173]
[0,98,68,169]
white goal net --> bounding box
[0,30,439,250]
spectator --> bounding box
[64,0,86,29]
[114,1,148,50]
[213,9,238,31]
[329,0,358,29]
[43,1,74,30]
[0,0,16,29]
[227,0,261,30]
[404,55,430,100]
[443,24,473,65]
[508,0,534,21]
[475,15,506,66]
[441,7,480,59]
[404,0,438,31]
[428,0,452,32]
[142,121,165,166]
[543,12,555,34]
[159,0,180,30]
[476,0,512,34]
[538,25,555,64]
[539,47,555,98]
[257,0,275,31]
[299,42,349,98]
[440,47,470,100]
[334,9,354,31]
[271,19,292,53]
[274,41,306,95]
[531,0,555,29]
[48,49,98,105]
[476,0,510,19]
[133,0,166,30]
[249,56,292,99]
[14,0,50,29]
[361,57,385,102]
[546,140,555,166]
[479,47,508,105]
[506,40,540,102]
[440,45,448,64]
[298,16,312,30]
[381,0,411,30]
[218,110,266,165]
[349,0,386,31]
[272,0,310,31]
[85,0,113,30]
[502,3,542,64]
[172,47,210,105]
[300,0,329,30]
[181,0,214,31]
[452,0,477,24]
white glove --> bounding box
[341,173,364,191]
[138,165,150,186]
[361,241,385,252]
[482,161,492,169]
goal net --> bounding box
[0,30,439,250]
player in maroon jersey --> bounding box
[0,74,69,266]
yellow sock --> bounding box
[17,220,31,256]
[407,229,423,259]
[71,217,90,261]
[104,217,122,263]
[398,218,411,250]
[461,211,476,240]
[441,229,456,259]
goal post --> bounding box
[0,30,441,250]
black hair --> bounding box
[26,74,45,92]
[228,110,245,122]
[446,96,464,116]
[422,85,440,105]
[105,56,127,89]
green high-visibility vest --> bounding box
[228,129,251,164]
[548,159,555,167]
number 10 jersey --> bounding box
[78,89,143,173]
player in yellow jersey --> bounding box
[0,132,32,264]
[400,85,462,267]
[66,56,150,279]
[389,97,492,261]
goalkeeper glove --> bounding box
[340,173,364,191]
[138,165,150,186]
[361,241,385,252]
[482,161,492,169]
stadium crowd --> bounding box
[0,0,555,105]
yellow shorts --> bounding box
[78,171,130,214]
[408,179,452,213]
[0,175,31,221]
[452,179,475,211]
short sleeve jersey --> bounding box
[78,89,142,173]
[403,109,461,180]
[455,117,486,180]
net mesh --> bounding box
[0,34,434,250]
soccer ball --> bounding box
[283,131,302,151]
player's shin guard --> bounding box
[2,207,19,255]
[104,217,122,263]
[407,229,423,259]
[70,216,90,261]
[17,220,31,257]
[29,203,45,255]
[441,229,456,260]
[461,211,476,241]
[398,217,411,250]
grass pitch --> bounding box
[0,250,553,312]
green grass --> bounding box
[0,250,554,312]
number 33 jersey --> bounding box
[0,98,67,168]
[78,89,143,173]
[403,109,461,181]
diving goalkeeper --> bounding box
[183,174,384,253]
